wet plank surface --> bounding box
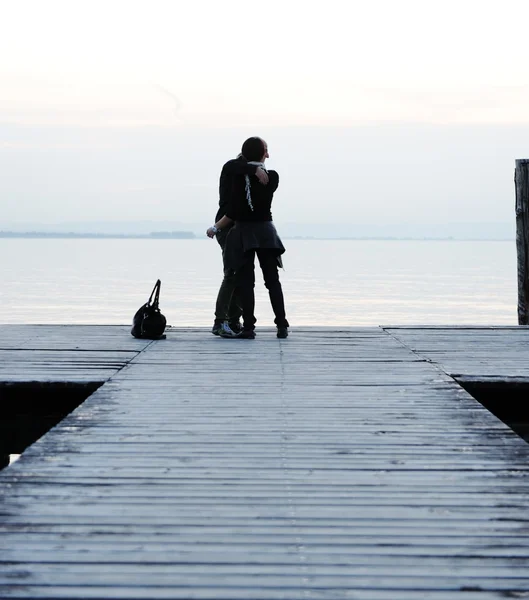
[0,325,151,382]
[385,325,529,381]
[0,325,528,599]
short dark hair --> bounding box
[241,137,265,162]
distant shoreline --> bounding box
[0,231,513,241]
[0,231,196,240]
[283,236,514,242]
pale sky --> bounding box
[1,0,529,229]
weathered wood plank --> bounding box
[385,326,529,379]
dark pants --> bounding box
[214,232,242,324]
[236,249,288,330]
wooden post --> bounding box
[515,159,529,324]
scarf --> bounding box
[244,161,267,211]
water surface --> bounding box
[0,239,517,326]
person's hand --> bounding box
[255,167,269,185]
[206,226,217,238]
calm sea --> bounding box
[0,238,518,326]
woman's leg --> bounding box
[214,234,242,325]
[236,250,257,331]
[256,250,288,327]
[214,267,237,325]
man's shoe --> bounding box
[211,321,223,336]
[277,325,288,339]
[238,329,256,339]
[218,322,240,338]
[228,321,243,334]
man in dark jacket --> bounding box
[211,150,268,335]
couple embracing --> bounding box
[207,137,289,340]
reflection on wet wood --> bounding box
[0,325,528,599]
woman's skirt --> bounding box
[223,221,285,271]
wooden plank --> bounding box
[385,327,529,379]
[0,326,151,385]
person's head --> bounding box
[241,137,269,162]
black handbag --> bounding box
[131,279,167,339]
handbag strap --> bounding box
[148,279,161,308]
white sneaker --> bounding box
[218,321,239,338]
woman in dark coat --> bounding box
[207,137,289,339]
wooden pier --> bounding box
[1,324,529,599]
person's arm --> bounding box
[223,159,269,184]
[267,170,279,193]
[223,160,255,175]
[206,215,233,238]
